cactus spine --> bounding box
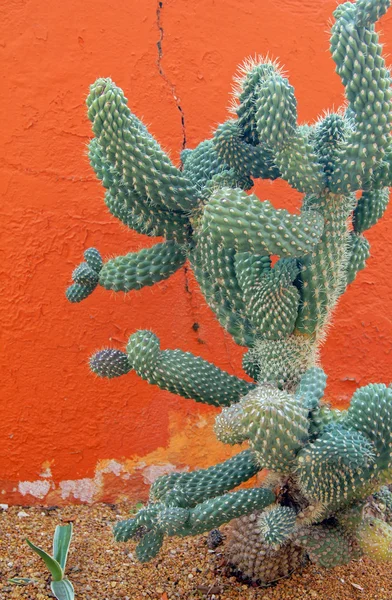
[66,0,392,585]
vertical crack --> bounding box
[183,265,207,345]
[156,0,187,152]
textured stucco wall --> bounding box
[1,0,392,505]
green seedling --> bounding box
[8,577,36,586]
[26,523,74,600]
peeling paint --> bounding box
[18,480,51,499]
[99,459,124,476]
[141,462,188,485]
[40,462,53,479]
[59,478,97,503]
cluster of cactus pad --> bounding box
[66,0,392,584]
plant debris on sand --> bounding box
[1,503,391,599]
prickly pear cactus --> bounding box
[66,0,392,585]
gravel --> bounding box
[1,503,391,599]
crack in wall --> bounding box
[183,265,206,345]
[156,1,187,153]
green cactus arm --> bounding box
[232,56,282,146]
[124,330,255,407]
[66,242,186,301]
[189,262,254,348]
[313,112,350,182]
[89,349,132,379]
[239,386,310,472]
[296,424,377,509]
[135,529,164,563]
[113,451,268,547]
[236,258,301,340]
[353,188,390,233]
[66,281,98,303]
[194,229,247,316]
[356,517,392,562]
[114,504,162,541]
[86,78,199,212]
[272,133,324,195]
[258,506,297,547]
[103,189,192,244]
[255,75,325,194]
[256,74,297,147]
[181,139,229,191]
[98,241,186,293]
[308,404,344,438]
[345,231,370,286]
[233,252,272,294]
[65,247,103,303]
[295,367,327,411]
[150,449,261,506]
[329,0,392,192]
[344,383,392,471]
[114,486,275,564]
[201,187,324,257]
[294,523,362,568]
[89,138,191,244]
[214,402,247,445]
[202,168,254,197]
[185,487,275,536]
[252,335,317,391]
[189,239,255,347]
[241,348,261,382]
[355,0,390,25]
[89,333,255,406]
[295,192,356,335]
[372,144,392,188]
[213,120,280,180]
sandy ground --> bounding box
[1,503,391,600]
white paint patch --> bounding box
[99,460,123,476]
[196,416,208,428]
[18,480,51,499]
[59,478,97,503]
[134,461,147,470]
[142,463,189,485]
[40,466,52,478]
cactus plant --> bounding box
[66,0,392,584]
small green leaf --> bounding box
[53,524,73,571]
[8,577,36,586]
[51,579,75,600]
[25,538,63,581]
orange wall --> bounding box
[1,0,392,505]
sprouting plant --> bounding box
[26,523,74,599]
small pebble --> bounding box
[17,510,28,518]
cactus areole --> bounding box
[66,0,392,584]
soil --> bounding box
[1,503,391,600]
